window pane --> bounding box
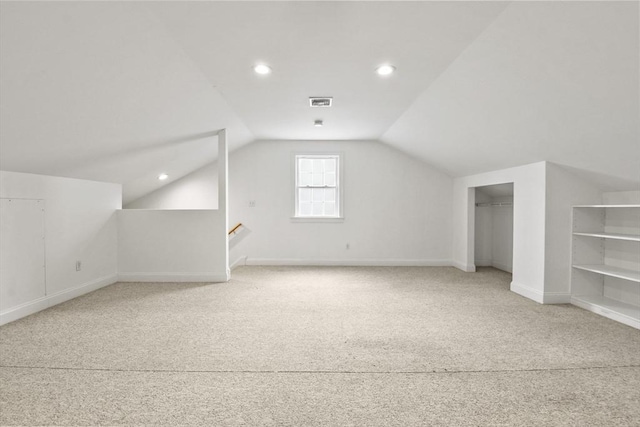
[299,202,312,216]
[312,202,323,216]
[299,159,312,172]
[299,188,311,202]
[325,172,336,186]
[299,172,311,186]
[324,188,336,202]
[295,154,340,218]
[324,202,335,216]
[313,159,323,174]
[324,158,336,173]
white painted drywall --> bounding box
[117,210,228,282]
[474,190,493,266]
[544,163,601,301]
[603,191,640,205]
[126,163,219,210]
[0,2,253,204]
[118,130,229,282]
[230,140,452,265]
[456,162,606,303]
[0,199,45,311]
[491,199,514,273]
[453,162,546,302]
[128,140,453,265]
[151,2,508,142]
[0,171,121,325]
[383,1,639,190]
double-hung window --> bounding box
[295,154,340,218]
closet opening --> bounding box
[474,183,514,274]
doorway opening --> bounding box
[474,183,514,274]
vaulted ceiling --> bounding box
[1,1,638,203]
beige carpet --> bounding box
[1,266,639,425]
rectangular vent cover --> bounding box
[309,97,333,107]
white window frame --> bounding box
[292,153,344,222]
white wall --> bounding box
[474,190,493,266]
[455,161,606,304]
[128,140,453,265]
[453,162,546,302]
[491,200,514,273]
[544,163,601,301]
[603,191,640,205]
[230,140,453,265]
[0,171,121,325]
[118,129,229,282]
[126,163,218,210]
[117,210,228,282]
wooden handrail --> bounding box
[228,223,243,235]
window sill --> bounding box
[290,216,344,223]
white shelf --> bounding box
[572,264,640,283]
[573,232,640,242]
[571,204,640,329]
[571,295,640,329]
[573,204,640,208]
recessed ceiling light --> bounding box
[314,120,323,127]
[253,64,272,75]
[158,173,169,181]
[376,64,396,76]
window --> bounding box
[294,154,341,218]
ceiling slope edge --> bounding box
[379,1,513,174]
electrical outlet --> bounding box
[249,200,256,207]
[76,261,82,271]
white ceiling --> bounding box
[381,0,640,190]
[0,1,638,204]
[150,1,508,141]
[0,1,254,203]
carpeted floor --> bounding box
[1,266,639,426]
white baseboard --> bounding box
[118,272,229,282]
[510,281,571,304]
[0,273,118,326]
[542,292,571,304]
[571,296,640,329]
[0,298,49,327]
[474,260,512,273]
[230,256,247,270]
[511,281,544,304]
[452,260,476,272]
[245,258,452,267]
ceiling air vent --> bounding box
[309,97,333,107]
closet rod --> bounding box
[475,202,513,207]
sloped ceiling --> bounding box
[149,1,509,141]
[0,1,253,203]
[382,1,639,190]
[1,1,638,205]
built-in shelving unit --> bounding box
[572,264,640,283]
[571,205,640,329]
